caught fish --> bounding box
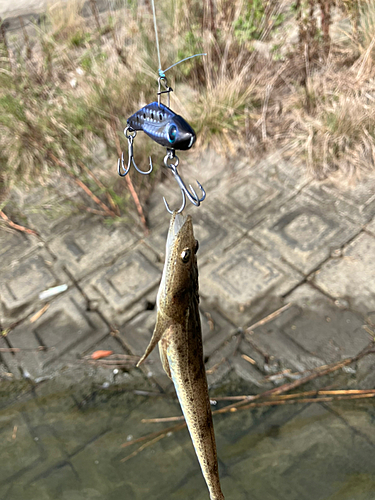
[127,102,196,150]
[137,212,225,500]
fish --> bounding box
[137,212,225,500]
[127,102,196,150]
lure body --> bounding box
[137,212,224,500]
[127,102,196,150]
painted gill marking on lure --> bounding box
[137,212,225,500]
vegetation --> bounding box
[0,0,375,223]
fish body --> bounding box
[127,102,196,150]
[137,212,224,500]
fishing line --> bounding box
[150,0,205,78]
[150,0,162,74]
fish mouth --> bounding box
[172,212,188,236]
[165,212,188,255]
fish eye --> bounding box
[194,240,199,254]
[168,124,177,144]
[181,248,191,263]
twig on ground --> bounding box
[78,161,120,216]
[214,343,375,414]
[141,390,375,423]
[140,345,375,424]
[213,389,375,402]
[0,210,39,236]
[49,154,117,218]
[30,304,50,323]
[0,346,52,352]
[246,303,292,334]
[121,422,186,449]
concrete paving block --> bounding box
[200,238,303,325]
[26,200,87,241]
[146,182,181,231]
[231,353,268,386]
[118,310,171,391]
[245,319,325,374]
[23,462,82,500]
[198,165,300,233]
[311,232,375,315]
[249,191,359,275]
[306,175,375,224]
[227,403,375,500]
[366,216,375,236]
[284,284,370,363]
[81,243,161,326]
[1,289,109,380]
[206,334,239,387]
[0,247,70,327]
[0,411,41,484]
[251,152,310,193]
[200,303,237,359]
[48,218,137,280]
[0,227,39,271]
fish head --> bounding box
[157,212,199,321]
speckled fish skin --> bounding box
[137,212,225,500]
[127,102,196,150]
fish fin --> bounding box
[159,339,172,379]
[137,315,166,367]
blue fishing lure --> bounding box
[118,76,205,214]
[127,102,196,151]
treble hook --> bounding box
[117,127,153,177]
[163,150,206,214]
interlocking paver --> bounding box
[0,226,39,271]
[249,190,359,275]
[0,247,70,328]
[200,303,237,358]
[81,243,161,325]
[311,232,375,314]
[225,403,375,500]
[306,176,375,224]
[284,284,369,361]
[48,217,137,280]
[251,152,310,193]
[200,237,302,325]
[241,284,369,375]
[0,410,41,484]
[1,288,109,379]
[367,216,375,235]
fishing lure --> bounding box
[118,76,206,214]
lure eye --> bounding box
[181,248,191,263]
[168,124,177,144]
[194,240,199,254]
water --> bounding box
[1,374,375,500]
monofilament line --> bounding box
[151,0,162,74]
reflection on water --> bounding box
[1,374,375,500]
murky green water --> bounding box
[1,373,375,500]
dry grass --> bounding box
[1,0,375,211]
